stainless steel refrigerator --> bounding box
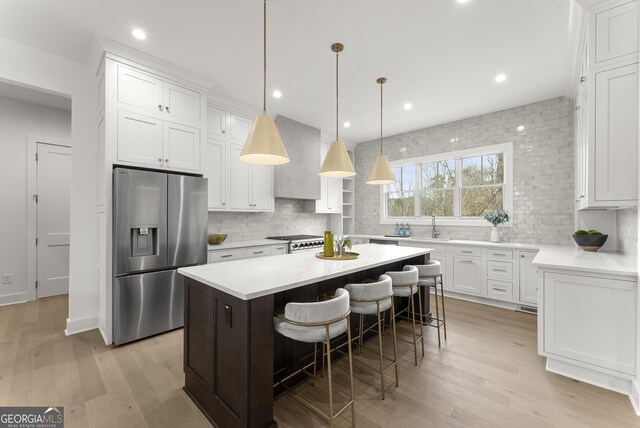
[113,167,207,345]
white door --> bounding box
[204,138,227,210]
[519,251,538,305]
[37,143,71,298]
[116,64,164,114]
[163,82,201,124]
[163,121,200,171]
[117,110,164,167]
[229,143,252,209]
[251,164,274,211]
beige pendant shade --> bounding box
[239,114,289,165]
[367,76,396,185]
[240,0,289,166]
[320,140,356,177]
[320,42,356,177]
[367,155,395,184]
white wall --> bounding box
[0,96,71,305]
[0,37,98,334]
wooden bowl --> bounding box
[208,233,227,245]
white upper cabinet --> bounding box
[310,142,343,214]
[163,122,200,171]
[207,107,227,137]
[116,110,164,167]
[116,64,201,125]
[204,104,274,212]
[204,138,227,210]
[163,82,201,124]
[593,63,638,203]
[575,0,638,209]
[117,64,163,112]
[592,0,638,67]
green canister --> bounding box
[323,231,334,257]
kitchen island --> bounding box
[178,244,431,428]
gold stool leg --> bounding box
[433,279,441,347]
[346,316,356,427]
[440,274,447,340]
[417,283,425,358]
[321,342,325,378]
[358,314,364,356]
[376,302,385,400]
[391,304,399,387]
[325,326,334,428]
[313,342,318,386]
[410,288,418,365]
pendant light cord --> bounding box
[336,49,339,141]
[380,81,383,156]
[263,0,267,115]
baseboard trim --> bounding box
[630,380,640,416]
[0,292,28,307]
[65,315,99,336]
[98,325,111,346]
[546,357,633,396]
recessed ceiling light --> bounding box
[132,29,147,40]
[272,90,282,99]
[343,122,351,128]
[457,0,470,3]
[495,73,507,83]
[404,103,413,110]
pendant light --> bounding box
[319,43,356,177]
[239,0,289,165]
[367,77,396,184]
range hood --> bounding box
[274,115,321,200]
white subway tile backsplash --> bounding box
[616,208,638,259]
[354,97,575,245]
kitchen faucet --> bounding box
[432,215,440,239]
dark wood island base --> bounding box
[183,252,427,428]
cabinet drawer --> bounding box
[487,280,513,302]
[243,246,274,259]
[487,249,513,261]
[487,261,513,281]
[453,246,481,257]
[208,248,244,263]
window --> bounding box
[381,143,513,226]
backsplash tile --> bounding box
[616,208,638,259]
[208,199,331,242]
[354,97,575,245]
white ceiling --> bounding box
[0,0,572,143]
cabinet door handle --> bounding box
[222,202,226,206]
[521,255,525,258]
[220,254,233,258]
[493,268,507,273]
[458,260,474,264]
[492,287,507,293]
[165,159,169,163]
[165,106,170,113]
[461,250,473,254]
[492,253,505,257]
[253,251,264,254]
[158,104,163,111]
[158,158,163,163]
[221,130,226,134]
[580,76,586,83]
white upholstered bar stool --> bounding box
[344,275,398,400]
[385,266,424,365]
[411,261,447,346]
[273,288,356,427]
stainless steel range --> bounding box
[266,234,324,252]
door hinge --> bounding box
[35,281,38,288]
[35,238,38,246]
[35,152,38,161]
[34,194,38,203]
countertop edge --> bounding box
[208,239,285,251]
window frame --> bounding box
[379,142,513,226]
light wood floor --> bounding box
[0,295,637,427]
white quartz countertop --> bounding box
[532,246,637,277]
[208,239,284,251]
[348,234,542,250]
[179,244,432,300]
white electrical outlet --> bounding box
[2,274,12,284]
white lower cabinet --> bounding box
[428,252,448,290]
[540,270,637,380]
[486,280,513,302]
[452,256,483,296]
[519,251,538,305]
[208,248,244,263]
